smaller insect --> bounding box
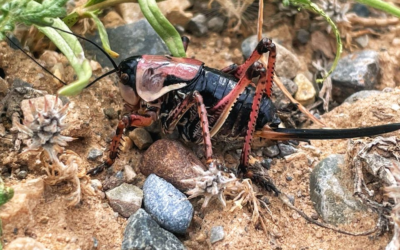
[9,29,400,195]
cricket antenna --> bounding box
[5,35,68,86]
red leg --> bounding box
[87,113,155,175]
[163,91,214,162]
[239,40,277,174]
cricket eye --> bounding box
[120,73,129,85]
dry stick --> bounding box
[347,13,400,26]
[278,193,380,236]
[256,0,325,127]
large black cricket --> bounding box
[11,31,400,193]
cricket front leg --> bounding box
[87,113,155,175]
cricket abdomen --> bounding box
[177,67,281,142]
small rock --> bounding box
[124,165,137,183]
[311,213,319,220]
[343,90,381,104]
[139,139,206,191]
[104,108,118,120]
[278,143,298,157]
[129,128,153,150]
[331,50,380,103]
[310,154,368,224]
[294,73,316,106]
[242,34,301,79]
[16,170,28,180]
[186,14,208,37]
[207,16,225,33]
[352,3,370,17]
[116,3,143,23]
[106,183,143,218]
[122,209,185,250]
[6,237,48,250]
[143,174,193,234]
[286,176,293,181]
[87,149,103,160]
[86,20,169,68]
[295,29,310,45]
[355,35,369,48]
[210,226,224,244]
[102,171,125,191]
[287,195,295,205]
[264,144,280,158]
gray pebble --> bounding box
[331,50,380,103]
[106,183,143,218]
[207,16,224,33]
[278,143,298,157]
[122,209,185,250]
[186,14,208,37]
[87,149,103,160]
[104,107,118,120]
[16,170,28,179]
[343,90,381,104]
[143,174,193,234]
[210,226,224,244]
[310,154,368,224]
[264,144,280,158]
[296,29,310,45]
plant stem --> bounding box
[138,0,186,57]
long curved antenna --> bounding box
[86,68,118,88]
[5,35,68,86]
[48,26,118,70]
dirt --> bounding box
[0,12,400,250]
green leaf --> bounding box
[36,18,92,96]
[138,0,186,57]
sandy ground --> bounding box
[0,19,399,250]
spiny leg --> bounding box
[238,39,278,193]
[163,91,213,162]
[209,38,277,137]
[87,113,155,175]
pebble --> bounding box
[241,34,301,79]
[294,73,316,106]
[106,183,143,218]
[278,143,298,157]
[143,174,193,234]
[272,77,298,109]
[122,209,185,250]
[129,128,153,150]
[355,35,369,48]
[210,226,225,244]
[207,16,225,33]
[139,139,206,191]
[352,3,370,17]
[16,170,28,180]
[295,29,310,45]
[102,171,125,191]
[343,90,381,104]
[331,50,380,103]
[286,176,293,181]
[264,144,280,158]
[186,14,208,37]
[124,165,137,183]
[87,149,103,160]
[85,19,169,68]
[309,154,367,224]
